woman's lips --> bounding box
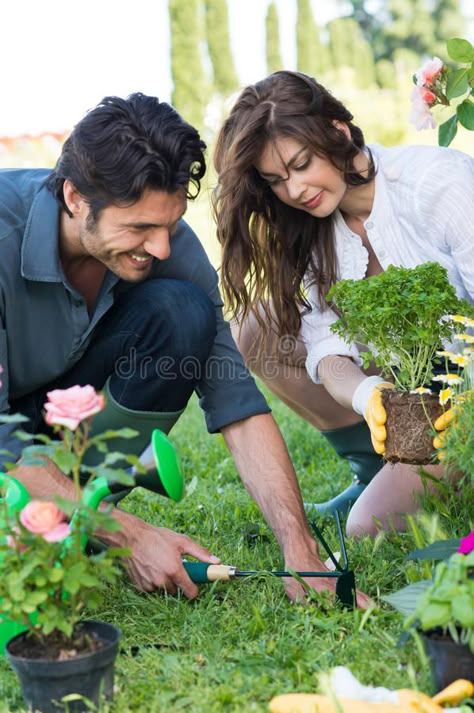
[302,191,324,210]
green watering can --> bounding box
[0,428,184,653]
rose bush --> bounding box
[0,384,134,648]
[410,37,474,146]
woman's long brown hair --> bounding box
[213,70,374,352]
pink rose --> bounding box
[458,530,474,555]
[415,57,443,88]
[409,86,436,131]
[43,522,72,543]
[420,88,436,104]
[44,384,106,430]
[20,501,70,543]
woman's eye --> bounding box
[295,158,310,171]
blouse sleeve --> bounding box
[301,284,363,384]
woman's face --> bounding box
[255,136,348,218]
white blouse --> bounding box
[302,143,474,384]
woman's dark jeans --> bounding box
[11,279,216,435]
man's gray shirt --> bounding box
[0,168,269,465]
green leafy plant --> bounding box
[327,262,472,392]
[407,548,474,652]
[410,37,474,146]
[0,385,134,653]
[384,533,474,652]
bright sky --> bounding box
[1,0,472,137]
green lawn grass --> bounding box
[1,384,472,712]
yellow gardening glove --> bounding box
[352,376,395,455]
[365,383,395,455]
[433,390,474,454]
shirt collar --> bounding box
[21,185,63,282]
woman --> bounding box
[213,70,474,536]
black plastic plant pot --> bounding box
[6,620,121,713]
[422,628,474,692]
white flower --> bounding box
[439,388,453,405]
[432,373,464,385]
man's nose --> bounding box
[143,229,171,260]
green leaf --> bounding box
[447,38,474,63]
[382,581,431,616]
[457,100,474,130]
[446,68,469,100]
[452,596,474,627]
[438,115,458,147]
[50,448,79,474]
[420,602,451,629]
[406,539,460,561]
[48,567,64,583]
[0,414,30,424]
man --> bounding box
[0,93,369,606]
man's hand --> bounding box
[283,548,374,609]
[118,519,221,599]
[13,456,221,600]
[352,376,394,454]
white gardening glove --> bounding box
[352,376,395,455]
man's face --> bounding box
[76,188,187,282]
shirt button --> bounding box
[366,221,374,229]
[379,250,386,258]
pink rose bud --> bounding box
[43,522,72,543]
[458,530,474,555]
[20,500,67,535]
[44,384,106,430]
[415,56,443,87]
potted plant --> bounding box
[327,262,473,464]
[384,532,474,692]
[0,385,135,713]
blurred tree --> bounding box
[169,0,206,129]
[340,0,465,63]
[384,0,436,57]
[432,0,465,59]
[328,17,376,87]
[296,0,330,77]
[204,0,239,95]
[376,59,397,89]
[266,1,283,74]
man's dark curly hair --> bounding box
[46,92,206,219]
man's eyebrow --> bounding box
[259,147,307,177]
[122,210,187,229]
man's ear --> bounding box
[332,120,351,140]
[62,179,86,217]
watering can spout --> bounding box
[130,429,183,502]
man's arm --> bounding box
[11,457,220,599]
[221,412,372,607]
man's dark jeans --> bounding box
[11,279,216,435]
